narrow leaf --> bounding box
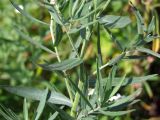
[9,0,48,25]
[137,47,160,58]
[148,16,155,34]
[48,104,75,120]
[110,74,157,86]
[109,74,126,98]
[72,0,80,16]
[48,106,64,120]
[35,88,48,120]
[99,53,125,71]
[98,109,135,116]
[43,1,63,25]
[0,86,72,107]
[89,74,157,88]
[124,55,147,60]
[130,2,146,34]
[97,23,103,65]
[54,23,63,46]
[104,65,117,101]
[49,9,63,25]
[99,15,131,28]
[67,77,93,109]
[39,58,83,71]
[108,89,142,108]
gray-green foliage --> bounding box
[0,0,159,120]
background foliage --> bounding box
[0,0,160,119]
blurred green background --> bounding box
[0,0,160,119]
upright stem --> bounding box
[50,16,74,103]
[70,80,83,117]
[64,26,80,58]
[80,40,86,58]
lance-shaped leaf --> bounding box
[48,104,75,120]
[72,0,80,16]
[0,86,72,107]
[35,88,48,120]
[43,2,63,25]
[48,106,64,120]
[97,109,135,116]
[39,58,83,71]
[109,74,126,98]
[89,74,157,88]
[130,2,146,34]
[54,23,63,46]
[109,74,157,86]
[148,16,155,34]
[97,53,125,72]
[9,0,48,25]
[49,8,63,25]
[99,15,131,29]
[124,55,148,60]
[103,65,117,102]
[136,47,160,58]
[107,89,142,109]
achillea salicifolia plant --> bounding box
[0,0,160,120]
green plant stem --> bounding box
[50,17,74,103]
[64,77,74,103]
[64,27,80,58]
[71,80,83,117]
[53,2,80,58]
[80,40,86,58]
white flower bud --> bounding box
[108,93,122,102]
